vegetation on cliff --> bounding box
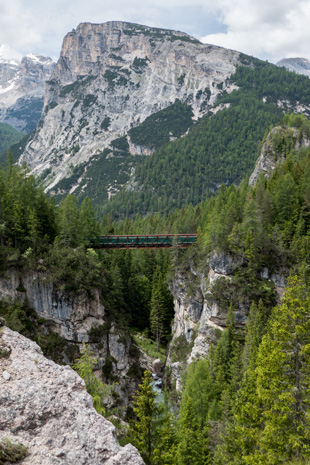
[102,59,310,218]
[3,115,310,463]
[0,123,24,166]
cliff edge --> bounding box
[0,325,144,465]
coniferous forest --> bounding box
[2,112,310,464]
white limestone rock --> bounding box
[249,126,310,186]
[19,21,240,195]
[0,327,144,465]
[0,268,105,342]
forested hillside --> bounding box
[102,58,310,219]
[0,123,24,166]
[112,114,310,464]
[2,116,310,463]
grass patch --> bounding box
[133,332,166,363]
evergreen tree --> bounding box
[176,397,210,465]
[246,275,310,464]
[150,269,166,350]
[73,344,109,416]
[57,195,81,246]
[80,196,98,244]
[128,370,161,465]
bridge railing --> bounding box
[88,234,197,249]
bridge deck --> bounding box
[89,234,197,249]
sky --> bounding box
[0,0,310,64]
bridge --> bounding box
[89,234,197,249]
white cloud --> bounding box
[0,0,41,51]
[201,0,310,62]
[0,0,309,62]
[0,44,22,61]
[0,0,221,58]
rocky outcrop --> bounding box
[19,21,240,197]
[168,251,286,378]
[0,268,148,409]
[0,54,54,132]
[277,57,310,77]
[0,268,104,342]
[249,126,310,186]
[0,326,144,465]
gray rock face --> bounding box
[209,251,244,275]
[0,54,54,132]
[277,57,310,77]
[0,327,144,465]
[19,21,240,196]
[168,247,289,386]
[168,250,285,377]
[249,126,310,186]
[0,269,104,342]
[170,271,204,344]
[0,268,148,408]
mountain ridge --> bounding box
[0,53,55,132]
[19,21,240,197]
[277,57,310,77]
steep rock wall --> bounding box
[0,268,148,408]
[168,251,286,386]
[20,21,240,195]
[0,268,104,342]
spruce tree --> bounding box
[246,275,310,464]
[176,397,210,465]
[150,269,166,350]
[128,370,160,465]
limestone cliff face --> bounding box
[0,268,148,407]
[249,126,310,186]
[0,326,144,465]
[167,251,286,389]
[0,268,104,342]
[0,54,54,132]
[20,21,240,196]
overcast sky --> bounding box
[0,0,309,63]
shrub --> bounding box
[0,438,28,464]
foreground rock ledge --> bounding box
[0,327,144,465]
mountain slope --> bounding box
[19,21,241,196]
[0,54,55,133]
[102,57,310,217]
[0,122,24,164]
[16,23,310,218]
[277,57,310,77]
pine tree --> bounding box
[57,195,81,246]
[73,344,109,416]
[176,397,210,465]
[246,275,310,464]
[80,196,98,244]
[242,300,268,371]
[128,370,160,465]
[150,269,166,350]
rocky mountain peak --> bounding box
[0,53,55,132]
[19,21,240,198]
[52,21,200,84]
[276,57,310,77]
